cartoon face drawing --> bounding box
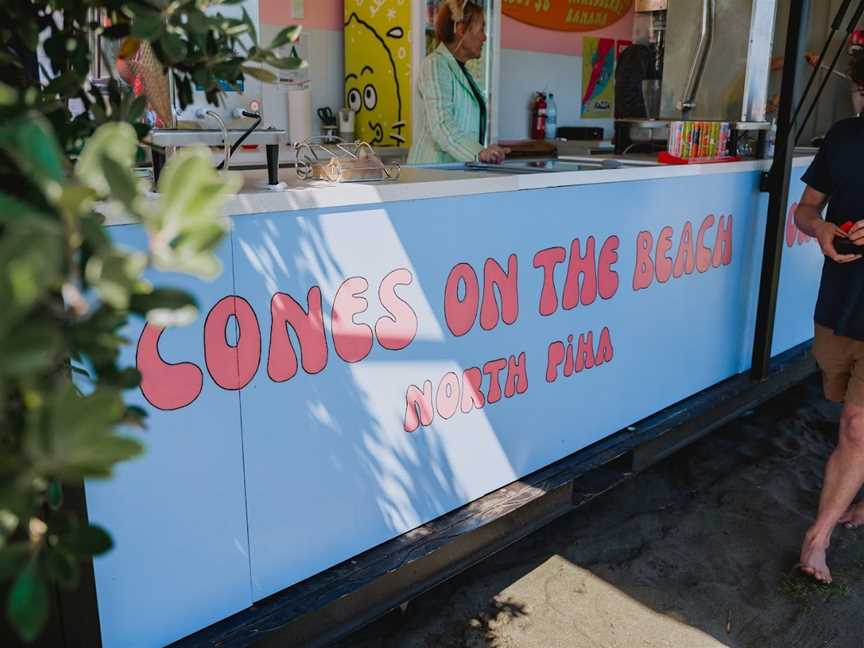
[344,12,406,146]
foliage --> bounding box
[0,0,300,641]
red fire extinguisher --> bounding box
[531,92,547,140]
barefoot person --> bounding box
[794,113,864,582]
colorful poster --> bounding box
[581,37,615,118]
[503,0,633,32]
[344,1,412,147]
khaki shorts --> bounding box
[813,323,864,406]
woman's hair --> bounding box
[435,0,483,45]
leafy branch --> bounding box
[0,0,300,641]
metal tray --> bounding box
[295,138,400,183]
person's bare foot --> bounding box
[799,530,832,583]
[838,501,864,529]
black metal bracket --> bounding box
[265,144,280,185]
[151,147,166,187]
[750,0,807,381]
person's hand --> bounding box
[847,220,864,247]
[815,219,862,263]
[478,145,510,164]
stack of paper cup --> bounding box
[339,108,356,142]
[287,87,312,145]
[262,79,288,130]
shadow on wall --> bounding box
[231,168,789,599]
[233,205,519,598]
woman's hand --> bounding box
[815,220,862,263]
[478,145,510,164]
[847,220,864,246]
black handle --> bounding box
[833,0,854,30]
[847,0,864,34]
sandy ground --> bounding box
[340,375,864,648]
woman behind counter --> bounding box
[408,0,509,165]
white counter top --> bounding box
[222,155,813,218]
[111,155,814,226]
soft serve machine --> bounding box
[615,0,777,156]
[147,0,288,186]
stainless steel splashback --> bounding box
[660,0,777,122]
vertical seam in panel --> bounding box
[230,228,255,602]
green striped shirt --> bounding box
[408,43,486,164]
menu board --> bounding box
[503,0,633,32]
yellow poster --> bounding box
[344,0,412,147]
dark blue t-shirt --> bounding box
[802,117,864,340]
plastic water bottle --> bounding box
[545,93,557,140]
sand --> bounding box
[342,375,864,648]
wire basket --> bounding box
[295,137,400,183]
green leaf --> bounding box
[55,184,99,217]
[127,95,148,124]
[148,304,199,328]
[99,367,142,390]
[29,383,144,479]
[122,405,148,428]
[0,114,65,186]
[0,544,28,581]
[99,153,138,209]
[43,548,79,588]
[262,55,306,72]
[130,288,198,324]
[184,8,209,34]
[63,525,113,556]
[0,512,20,542]
[47,482,63,511]
[85,247,149,310]
[20,20,40,51]
[7,560,49,643]
[79,211,112,251]
[240,7,259,46]
[150,147,236,278]
[0,192,54,222]
[68,306,129,367]
[102,23,131,40]
[241,65,277,83]
[0,220,63,332]
[130,12,165,40]
[0,82,16,106]
[129,288,197,315]
[75,122,139,197]
[159,32,187,64]
[0,322,63,376]
[58,435,144,479]
[268,25,302,50]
